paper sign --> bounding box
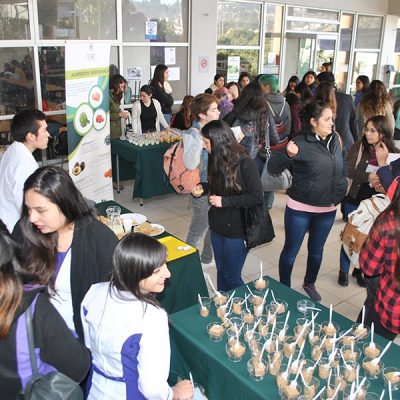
[164,48,176,65]
[145,20,157,40]
[168,67,180,81]
[126,67,142,80]
[199,56,209,73]
[227,56,240,81]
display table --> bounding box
[111,139,175,201]
[169,277,399,400]
[96,200,208,314]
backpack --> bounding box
[55,129,68,156]
[163,140,200,194]
[267,101,287,140]
[340,194,390,267]
[22,297,83,400]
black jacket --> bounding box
[0,287,90,399]
[268,130,347,206]
[335,91,357,153]
[13,215,119,340]
[208,157,264,238]
[150,84,174,114]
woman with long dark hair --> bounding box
[354,75,370,107]
[12,166,118,339]
[356,80,394,137]
[82,233,193,399]
[339,115,399,287]
[171,95,194,130]
[268,101,347,301]
[300,70,317,95]
[109,74,130,139]
[202,120,264,291]
[0,228,89,399]
[359,179,400,340]
[284,75,300,96]
[150,64,174,124]
[314,81,337,119]
[131,84,169,134]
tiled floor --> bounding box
[114,181,399,344]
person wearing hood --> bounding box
[258,74,291,142]
[0,225,90,399]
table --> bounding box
[111,139,175,202]
[169,277,400,400]
[96,200,208,314]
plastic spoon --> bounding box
[246,285,254,297]
[379,389,385,400]
[240,294,249,305]
[389,380,393,400]
[189,372,195,391]
[329,384,341,400]
[312,385,326,400]
[307,353,322,373]
[290,360,304,388]
[281,354,293,381]
[328,304,334,329]
[292,340,305,371]
[207,276,222,297]
[340,348,352,371]
[327,368,333,389]
[197,294,206,313]
[258,261,263,282]
[369,322,376,349]
[355,377,366,397]
[278,310,291,341]
[371,340,392,366]
[359,305,365,329]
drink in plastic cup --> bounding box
[247,356,268,381]
[225,340,245,362]
[207,322,225,342]
[362,356,383,380]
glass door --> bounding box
[315,36,337,72]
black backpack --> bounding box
[266,101,287,140]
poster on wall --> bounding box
[227,56,240,81]
[65,42,113,203]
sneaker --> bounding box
[303,283,322,302]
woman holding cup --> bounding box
[12,166,118,340]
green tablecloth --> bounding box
[111,139,175,199]
[169,277,400,400]
[96,200,208,314]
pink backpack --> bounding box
[164,140,200,194]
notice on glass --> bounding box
[165,48,176,65]
[65,42,113,203]
[227,56,240,81]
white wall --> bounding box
[378,15,398,84]
[190,0,218,95]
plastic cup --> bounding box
[247,356,268,381]
[382,366,400,390]
[207,322,225,342]
[241,309,255,324]
[276,321,290,342]
[318,357,332,380]
[302,376,320,400]
[276,363,291,391]
[243,323,255,343]
[258,316,270,337]
[299,359,314,385]
[352,323,370,342]
[283,336,297,358]
[280,382,302,400]
[231,297,244,315]
[362,342,382,358]
[296,299,315,317]
[321,321,340,337]
[198,297,211,317]
[342,361,359,383]
[268,350,284,375]
[225,340,246,362]
[253,277,269,292]
[362,356,383,380]
[212,292,228,306]
[122,217,133,233]
[307,323,321,346]
[341,345,361,362]
[271,299,288,315]
[289,351,305,375]
[246,332,262,356]
[343,375,370,398]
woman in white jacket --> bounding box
[132,85,169,134]
[82,233,193,400]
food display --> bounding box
[127,130,183,146]
[134,222,164,236]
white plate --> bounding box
[134,223,165,237]
[120,213,147,226]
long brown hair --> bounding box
[314,82,337,118]
[180,95,194,129]
[0,228,23,338]
[359,80,393,119]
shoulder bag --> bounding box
[260,127,292,192]
[23,304,83,400]
[243,204,275,250]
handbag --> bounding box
[243,205,275,250]
[23,304,83,400]
[259,124,292,192]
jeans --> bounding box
[186,195,213,263]
[210,230,248,291]
[279,206,336,287]
[339,201,359,273]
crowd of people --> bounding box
[0,65,399,398]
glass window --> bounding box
[336,13,354,92]
[122,0,189,43]
[352,52,378,89]
[123,46,187,102]
[217,1,261,46]
[286,21,339,33]
[217,49,259,78]
[37,0,117,40]
[263,5,283,77]
[0,48,35,116]
[355,15,383,49]
[287,7,339,21]
[390,54,400,103]
[0,1,30,40]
